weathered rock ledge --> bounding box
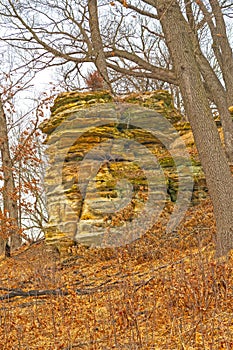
[40,90,207,254]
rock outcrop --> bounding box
[40,90,207,253]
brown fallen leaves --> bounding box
[0,198,233,349]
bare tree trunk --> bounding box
[0,208,5,256]
[0,95,21,255]
[196,52,233,162]
[88,0,112,91]
[208,0,233,106]
[156,0,233,256]
[184,0,233,162]
[197,0,233,162]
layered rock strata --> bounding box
[40,90,207,252]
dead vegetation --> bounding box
[1,198,233,349]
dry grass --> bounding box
[0,199,233,349]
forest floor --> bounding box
[1,197,233,349]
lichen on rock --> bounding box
[40,89,207,254]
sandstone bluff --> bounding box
[40,90,207,255]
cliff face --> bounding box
[40,90,207,254]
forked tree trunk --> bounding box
[0,95,21,255]
[184,0,233,162]
[156,0,233,256]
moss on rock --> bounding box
[40,89,207,253]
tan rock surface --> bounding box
[40,90,207,253]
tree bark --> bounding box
[206,0,233,105]
[194,42,233,162]
[88,0,112,91]
[183,0,233,161]
[155,0,233,256]
[0,95,21,255]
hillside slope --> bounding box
[1,197,233,349]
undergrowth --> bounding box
[0,199,233,349]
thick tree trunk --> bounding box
[199,56,233,162]
[183,0,233,162]
[194,39,233,162]
[195,48,233,163]
[156,0,233,256]
[0,95,21,255]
